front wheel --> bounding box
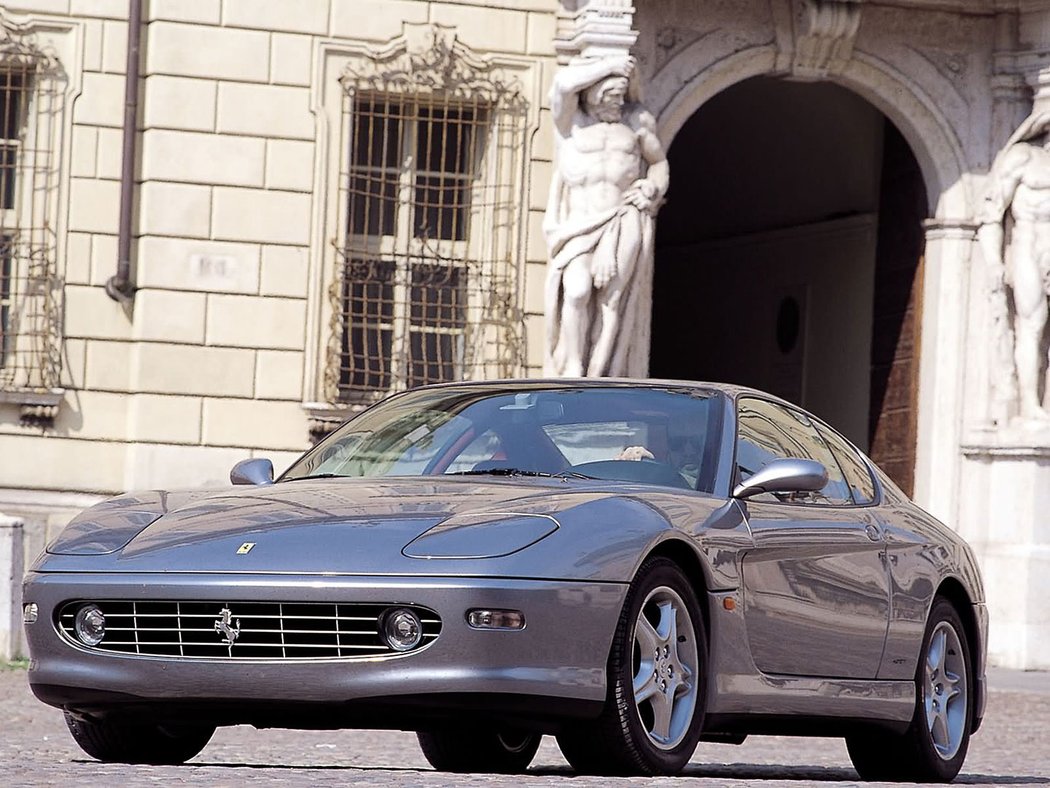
[417,728,540,773]
[64,712,214,764]
[557,557,707,775]
[846,597,972,782]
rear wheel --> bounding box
[64,712,214,764]
[557,557,706,775]
[416,728,540,773]
[846,597,972,782]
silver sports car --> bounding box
[23,380,986,780]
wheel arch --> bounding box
[642,538,712,645]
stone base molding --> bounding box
[959,440,1050,670]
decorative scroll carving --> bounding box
[339,22,524,100]
[792,0,862,79]
[0,10,64,75]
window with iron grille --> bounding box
[0,31,62,396]
[328,36,528,405]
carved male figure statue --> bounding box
[544,54,669,377]
[979,109,1050,422]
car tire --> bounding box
[416,728,540,773]
[556,556,706,776]
[64,712,214,765]
[846,597,972,783]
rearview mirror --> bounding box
[732,458,828,500]
[230,458,274,486]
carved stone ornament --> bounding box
[977,108,1050,427]
[0,9,64,76]
[339,22,525,103]
[544,53,668,378]
[555,0,638,62]
[791,0,862,80]
[653,26,713,74]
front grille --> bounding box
[58,600,441,660]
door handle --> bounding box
[864,523,881,542]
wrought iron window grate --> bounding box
[0,28,62,394]
[328,40,528,404]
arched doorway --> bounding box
[652,76,927,494]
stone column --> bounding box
[913,220,976,523]
[0,514,25,661]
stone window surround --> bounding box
[0,10,80,428]
[303,23,544,437]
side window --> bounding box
[815,422,877,504]
[736,398,851,505]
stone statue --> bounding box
[978,109,1050,422]
[544,54,669,378]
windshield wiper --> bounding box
[280,473,346,482]
[449,468,554,478]
[554,470,598,480]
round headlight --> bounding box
[381,608,422,652]
[74,604,105,646]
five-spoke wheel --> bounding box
[846,596,972,782]
[557,557,706,775]
[631,585,700,750]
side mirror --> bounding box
[732,458,828,500]
[230,458,274,486]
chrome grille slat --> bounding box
[57,600,442,661]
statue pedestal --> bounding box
[960,429,1050,669]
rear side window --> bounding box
[815,423,877,505]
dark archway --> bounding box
[652,77,926,494]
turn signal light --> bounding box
[466,609,525,630]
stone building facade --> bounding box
[0,0,1047,669]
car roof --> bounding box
[407,377,791,405]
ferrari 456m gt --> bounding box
[23,380,986,780]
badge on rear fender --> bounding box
[237,542,255,554]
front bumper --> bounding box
[24,571,627,729]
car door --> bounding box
[735,397,890,679]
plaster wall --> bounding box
[0,0,560,508]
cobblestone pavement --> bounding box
[2,665,1047,787]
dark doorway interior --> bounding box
[651,77,926,494]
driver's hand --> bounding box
[616,445,655,461]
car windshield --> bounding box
[281,385,724,492]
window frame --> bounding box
[316,30,534,415]
[732,395,857,508]
[0,33,66,402]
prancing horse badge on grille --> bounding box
[214,607,241,652]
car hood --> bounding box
[38,476,713,578]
